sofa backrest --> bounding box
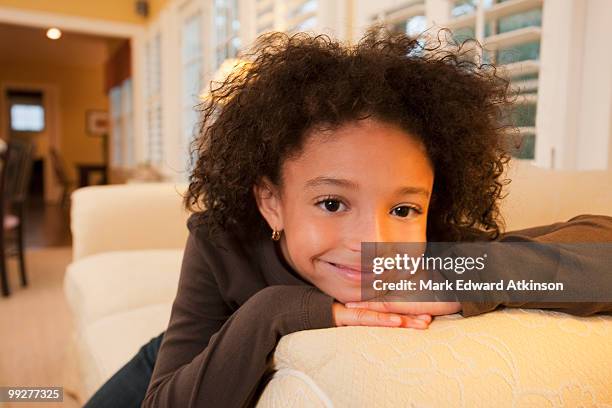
[70,163,612,260]
[71,183,191,260]
[500,161,612,231]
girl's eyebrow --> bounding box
[304,176,430,197]
[395,186,430,198]
[304,176,358,190]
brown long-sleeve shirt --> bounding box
[142,214,612,408]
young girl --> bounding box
[85,27,612,408]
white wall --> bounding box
[574,0,612,170]
[536,0,612,170]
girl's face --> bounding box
[254,118,434,303]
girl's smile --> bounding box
[254,117,434,303]
[319,259,367,283]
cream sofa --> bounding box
[64,162,612,406]
[65,183,190,400]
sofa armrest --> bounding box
[259,310,612,407]
[71,183,191,260]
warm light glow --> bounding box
[199,59,252,103]
[46,27,62,40]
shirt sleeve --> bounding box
[459,214,612,317]
[143,225,335,408]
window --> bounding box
[393,14,427,38]
[109,79,134,167]
[122,80,134,167]
[448,1,477,43]
[254,0,319,35]
[8,91,45,132]
[10,105,45,132]
[452,0,478,18]
[445,0,543,160]
[287,0,318,33]
[484,0,541,159]
[214,0,240,69]
[110,86,123,166]
[145,33,163,165]
[371,0,542,159]
[374,0,426,50]
[255,0,274,35]
[181,11,203,175]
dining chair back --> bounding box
[1,138,34,296]
[0,143,9,296]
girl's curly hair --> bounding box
[184,26,515,242]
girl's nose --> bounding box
[346,213,392,251]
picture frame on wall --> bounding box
[86,110,109,136]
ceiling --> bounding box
[0,22,126,69]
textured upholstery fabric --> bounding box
[257,309,612,407]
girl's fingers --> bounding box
[399,315,431,329]
[346,300,423,315]
[338,307,430,329]
[348,307,403,327]
[345,300,460,316]
[414,314,432,323]
[345,301,389,312]
[332,302,432,329]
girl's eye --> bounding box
[316,198,347,213]
[391,205,421,218]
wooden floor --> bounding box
[24,194,72,249]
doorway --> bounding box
[5,89,44,202]
[0,83,61,204]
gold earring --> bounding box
[271,230,282,241]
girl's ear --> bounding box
[253,177,284,231]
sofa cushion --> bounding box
[65,250,182,329]
[78,303,173,399]
[257,309,612,407]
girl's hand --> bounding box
[332,302,432,329]
[344,301,462,317]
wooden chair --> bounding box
[0,144,9,296]
[1,139,34,296]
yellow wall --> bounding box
[0,0,170,24]
[0,62,108,183]
[149,0,171,20]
